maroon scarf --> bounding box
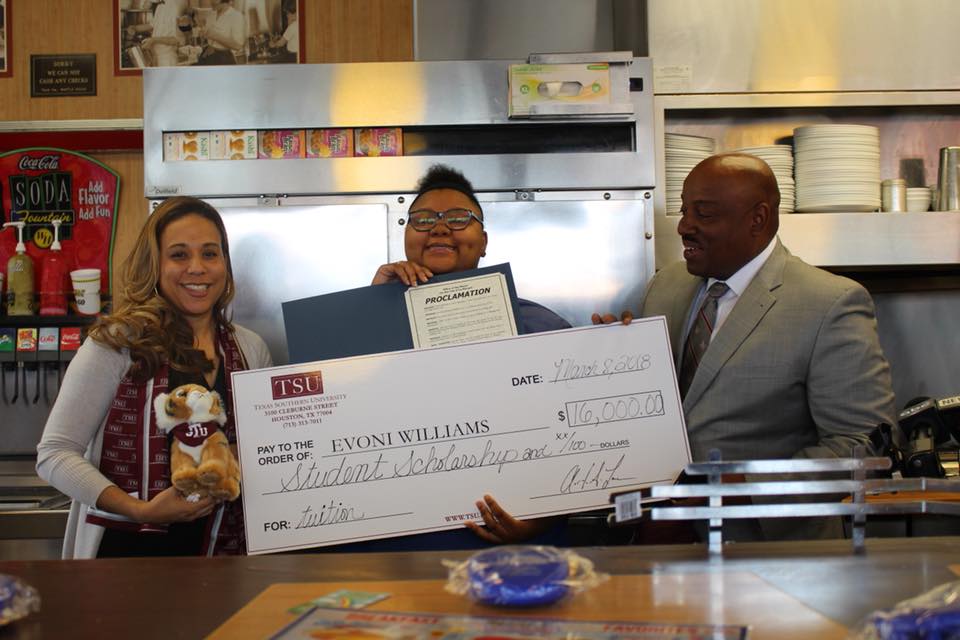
[89,325,249,555]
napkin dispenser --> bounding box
[508,52,635,118]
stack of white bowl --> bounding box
[906,187,932,212]
[732,145,795,213]
[793,124,881,213]
[665,133,716,214]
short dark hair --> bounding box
[411,164,483,216]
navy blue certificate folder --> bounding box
[282,263,521,364]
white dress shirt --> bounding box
[681,236,778,347]
[208,5,245,54]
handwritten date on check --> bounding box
[232,317,690,555]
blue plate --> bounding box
[466,545,570,607]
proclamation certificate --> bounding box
[404,272,518,348]
[233,317,690,555]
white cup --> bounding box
[70,268,101,315]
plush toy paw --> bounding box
[197,430,241,501]
[171,467,201,494]
[198,458,228,487]
[207,475,240,502]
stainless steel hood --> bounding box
[143,59,655,198]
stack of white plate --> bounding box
[665,133,715,214]
[732,145,795,213]
[793,124,881,213]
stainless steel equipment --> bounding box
[143,57,657,364]
[0,458,68,561]
[881,179,907,212]
[413,0,647,63]
[935,146,960,211]
[648,0,960,94]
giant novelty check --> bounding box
[232,318,691,554]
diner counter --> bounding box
[1,536,959,638]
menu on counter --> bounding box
[272,606,749,640]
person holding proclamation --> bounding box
[374,164,571,335]
[36,196,273,558]
[596,153,897,540]
[370,164,571,546]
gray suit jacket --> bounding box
[642,241,896,463]
[641,242,896,540]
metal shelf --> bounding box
[656,211,960,269]
[656,91,960,111]
[652,91,960,269]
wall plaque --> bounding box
[30,54,97,97]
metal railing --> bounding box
[613,449,960,554]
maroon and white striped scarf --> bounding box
[89,324,249,555]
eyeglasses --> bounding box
[407,208,484,232]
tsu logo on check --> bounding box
[271,371,324,400]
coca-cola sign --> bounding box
[1,148,118,297]
[17,155,60,171]
[60,327,82,350]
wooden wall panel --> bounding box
[0,0,414,121]
[0,0,144,121]
[306,0,414,63]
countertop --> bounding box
[1,536,958,638]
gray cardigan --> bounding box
[36,324,272,557]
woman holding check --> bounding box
[370,164,570,547]
[36,196,272,558]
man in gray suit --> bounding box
[598,153,897,539]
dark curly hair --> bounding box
[410,164,483,217]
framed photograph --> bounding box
[114,0,305,75]
[0,0,11,78]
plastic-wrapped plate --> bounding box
[0,574,40,626]
[466,545,570,607]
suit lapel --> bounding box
[682,242,787,412]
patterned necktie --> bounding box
[678,281,730,398]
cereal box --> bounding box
[258,129,306,159]
[209,131,228,160]
[211,130,258,160]
[163,132,182,161]
[306,129,354,158]
[164,131,214,161]
[229,130,258,159]
[180,131,211,161]
[354,128,403,157]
